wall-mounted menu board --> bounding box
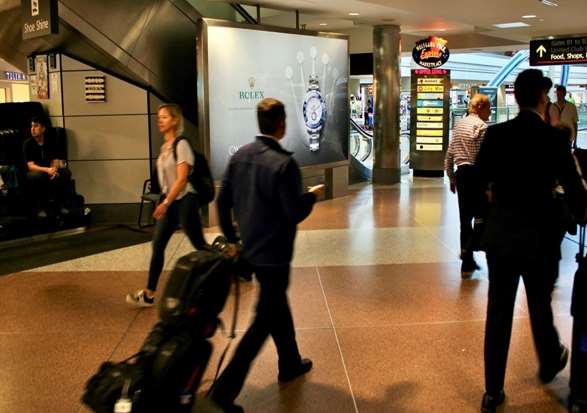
[409,68,451,176]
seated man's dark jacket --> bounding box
[217,136,316,266]
[476,110,587,262]
[23,134,62,168]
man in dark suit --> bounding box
[476,69,587,412]
[210,98,324,412]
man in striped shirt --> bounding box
[445,94,491,278]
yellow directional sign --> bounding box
[417,122,444,129]
[417,85,444,92]
[417,78,443,85]
[417,129,443,137]
[417,108,443,115]
[416,144,443,152]
[416,137,443,144]
[417,115,443,122]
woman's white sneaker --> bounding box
[125,290,155,307]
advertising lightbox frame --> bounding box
[196,18,350,179]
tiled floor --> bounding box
[0,175,581,412]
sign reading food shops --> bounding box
[412,37,450,69]
[21,0,58,40]
[530,36,587,66]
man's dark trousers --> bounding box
[211,264,301,403]
[484,254,562,395]
[455,164,482,262]
[26,168,72,213]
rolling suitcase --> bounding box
[82,236,240,413]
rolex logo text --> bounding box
[239,91,264,100]
[239,77,264,101]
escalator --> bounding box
[350,117,411,183]
[350,118,374,182]
[0,0,226,126]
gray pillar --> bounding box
[373,25,401,184]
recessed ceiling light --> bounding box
[493,22,530,29]
[548,35,555,39]
[319,23,328,26]
[348,12,360,16]
[540,0,558,6]
[522,15,537,19]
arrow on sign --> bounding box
[537,45,547,57]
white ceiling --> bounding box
[227,0,587,45]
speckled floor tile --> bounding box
[0,332,123,413]
[318,263,491,328]
[0,271,144,334]
[128,267,331,333]
[294,227,457,267]
[337,317,573,413]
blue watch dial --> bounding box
[303,90,326,131]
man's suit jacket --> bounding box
[476,110,587,262]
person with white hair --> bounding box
[445,93,491,278]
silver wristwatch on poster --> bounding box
[302,75,327,152]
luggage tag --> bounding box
[114,379,133,413]
[114,398,132,413]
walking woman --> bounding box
[126,104,208,307]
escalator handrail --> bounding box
[360,137,372,162]
[350,118,373,139]
[351,134,361,158]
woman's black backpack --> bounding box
[172,137,215,205]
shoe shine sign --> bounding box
[21,0,58,40]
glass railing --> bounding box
[578,104,587,131]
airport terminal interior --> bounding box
[1,0,587,412]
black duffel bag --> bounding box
[81,353,148,413]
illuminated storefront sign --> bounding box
[3,71,27,81]
[410,68,451,175]
[412,37,450,69]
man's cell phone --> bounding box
[308,184,325,193]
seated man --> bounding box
[24,116,71,219]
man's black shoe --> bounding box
[461,259,480,278]
[481,391,505,413]
[539,345,569,384]
[278,358,313,382]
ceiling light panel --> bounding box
[493,22,530,29]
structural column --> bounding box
[372,25,401,184]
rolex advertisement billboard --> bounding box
[202,22,349,179]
